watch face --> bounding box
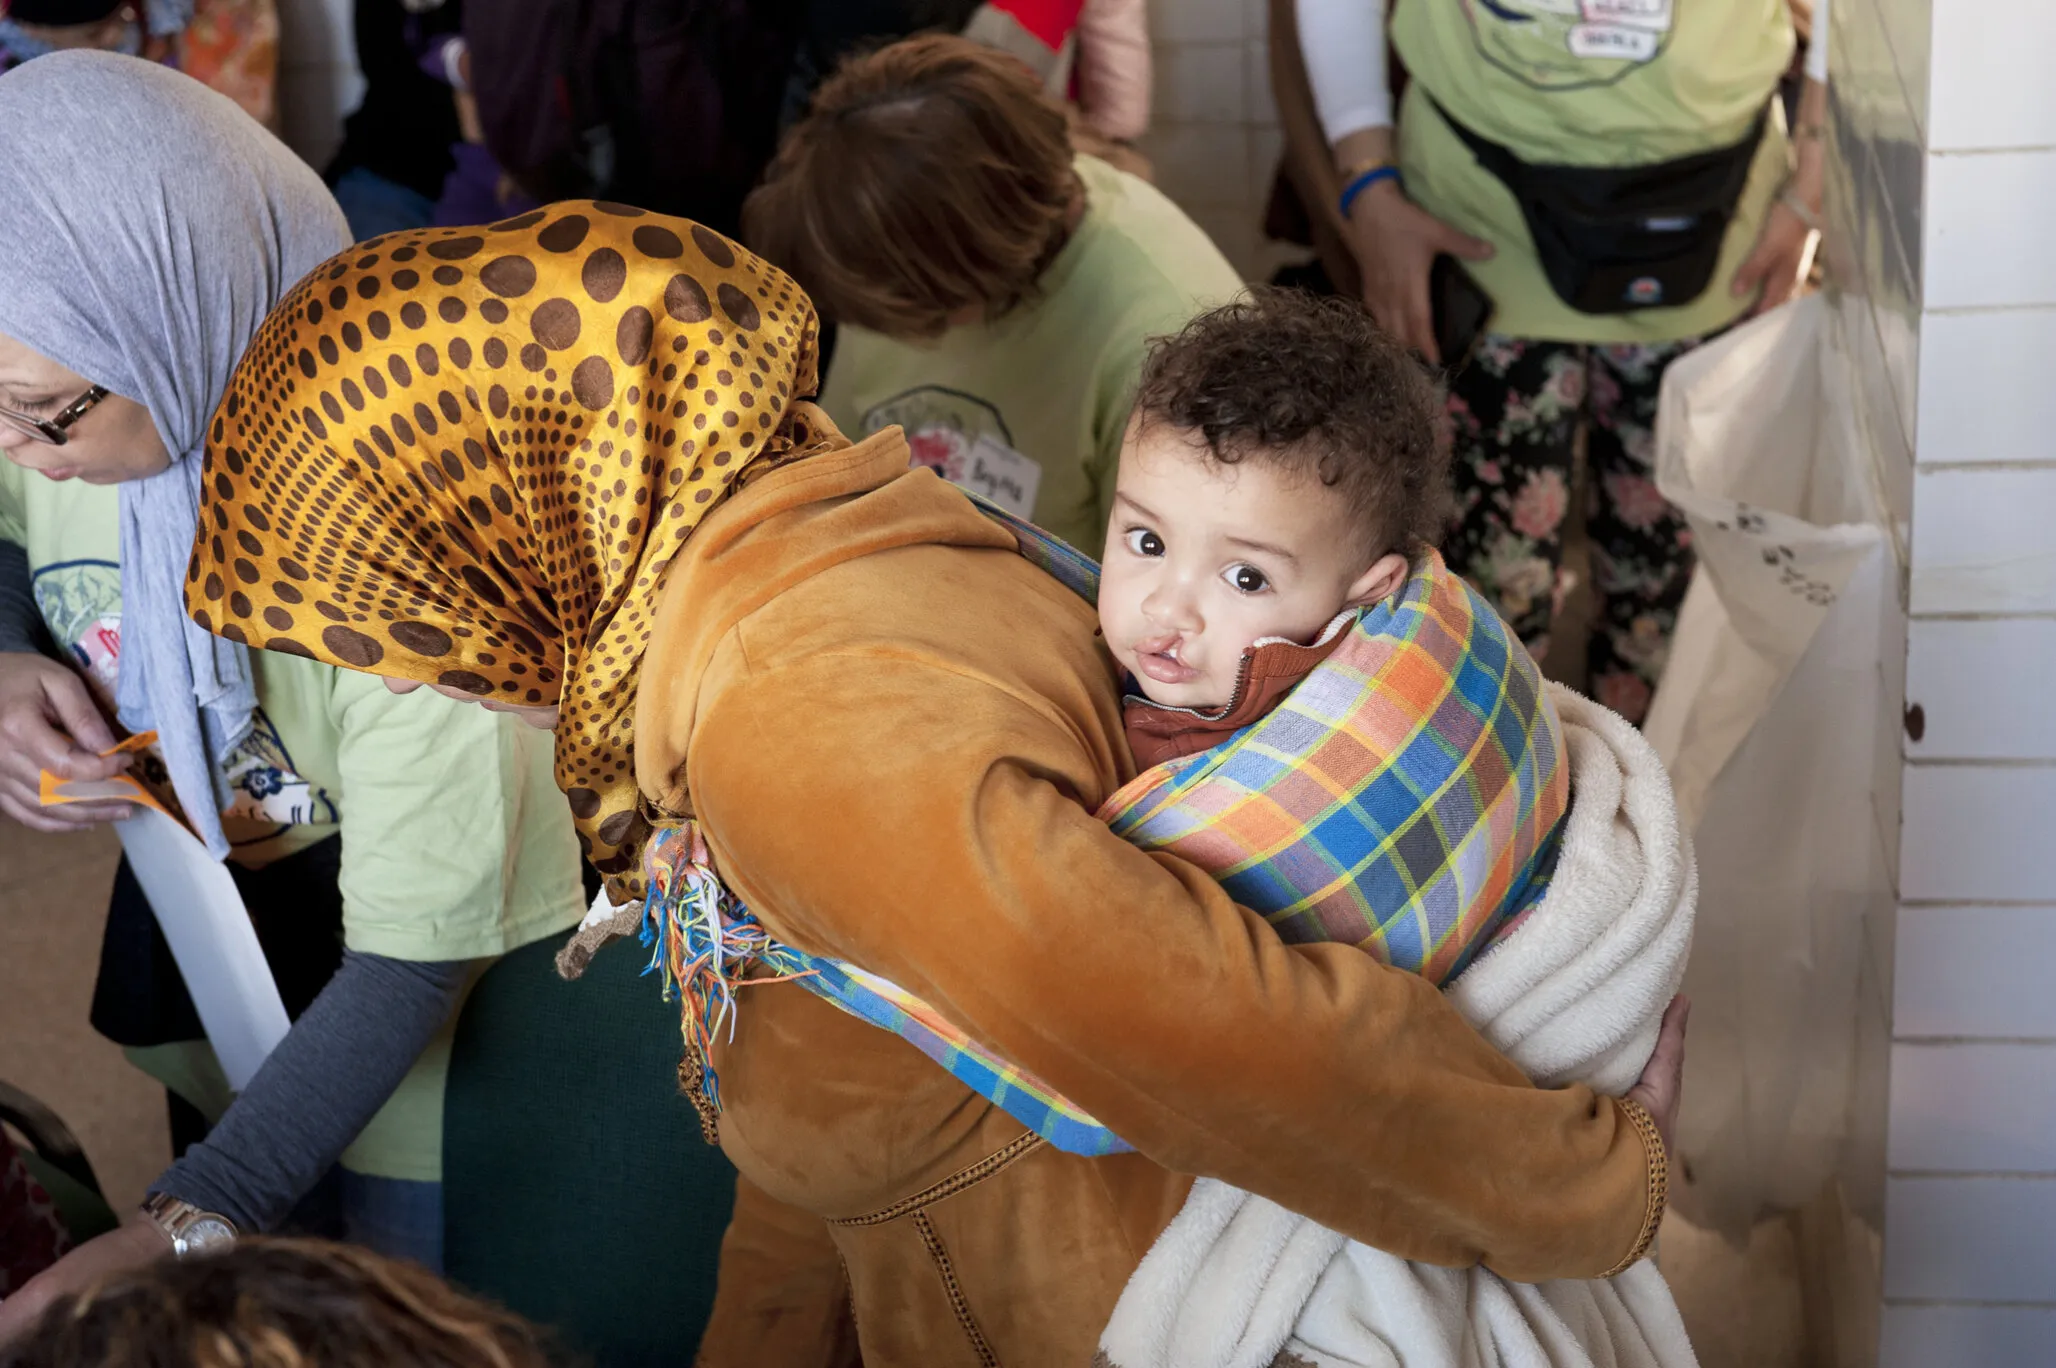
[179,1217,236,1255]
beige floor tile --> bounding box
[0,817,167,1208]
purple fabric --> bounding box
[432,141,539,228]
[417,33,461,86]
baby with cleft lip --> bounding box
[1096,287,1443,766]
[1080,290,1697,1368]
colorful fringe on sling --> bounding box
[639,504,1568,1156]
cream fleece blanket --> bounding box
[1097,686,1699,1368]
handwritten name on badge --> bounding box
[960,434,1043,520]
[1568,22,1661,60]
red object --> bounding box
[984,0,1085,51]
[0,1129,71,1297]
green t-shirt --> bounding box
[0,466,585,1180]
[1390,0,1796,344]
[821,155,1245,557]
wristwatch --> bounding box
[140,1193,238,1259]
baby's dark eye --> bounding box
[1228,564,1269,594]
[1124,527,1165,558]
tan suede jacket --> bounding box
[635,414,1658,1282]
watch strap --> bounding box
[142,1192,238,1256]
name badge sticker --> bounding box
[1567,22,1661,61]
[958,434,1043,520]
[1579,0,1672,32]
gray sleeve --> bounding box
[148,950,471,1233]
[0,539,47,656]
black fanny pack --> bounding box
[1437,99,1767,315]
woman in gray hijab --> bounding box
[0,52,585,1327]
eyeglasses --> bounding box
[0,386,111,446]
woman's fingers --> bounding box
[1403,270,1440,365]
[1349,186,1497,363]
[41,664,118,756]
[1,706,96,784]
[0,657,122,780]
[1434,220,1497,263]
[0,741,131,829]
[10,803,134,832]
[0,1267,57,1344]
[1628,995,1691,1156]
[1732,204,1809,315]
[0,662,134,831]
[0,783,130,832]
[1729,239,1775,306]
[1360,244,1437,359]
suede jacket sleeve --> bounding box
[689,644,1655,1283]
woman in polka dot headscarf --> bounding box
[191,203,826,891]
[187,193,1670,1368]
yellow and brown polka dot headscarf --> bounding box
[188,203,823,892]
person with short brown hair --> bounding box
[744,32,1242,555]
[745,34,1078,341]
[0,1239,560,1368]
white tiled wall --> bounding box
[1885,1178,2056,1301]
[1908,467,2056,614]
[1894,907,2056,1038]
[1905,620,2056,760]
[1887,1043,2056,1173]
[1881,1306,2056,1368]
[1916,309,2056,467]
[1843,0,2056,1358]
[1925,12,2056,155]
[1135,0,1302,281]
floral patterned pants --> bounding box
[1443,334,1703,724]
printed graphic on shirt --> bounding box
[31,558,123,703]
[220,710,338,836]
[30,558,337,833]
[1466,0,1674,89]
[859,385,1045,518]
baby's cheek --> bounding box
[1095,575,1142,649]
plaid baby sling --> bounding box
[639,499,1569,1156]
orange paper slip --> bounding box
[38,731,182,824]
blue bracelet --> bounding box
[1339,165,1402,220]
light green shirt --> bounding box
[821,155,1245,557]
[1390,0,1796,344]
[0,466,585,1179]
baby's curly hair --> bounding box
[1132,288,1449,560]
